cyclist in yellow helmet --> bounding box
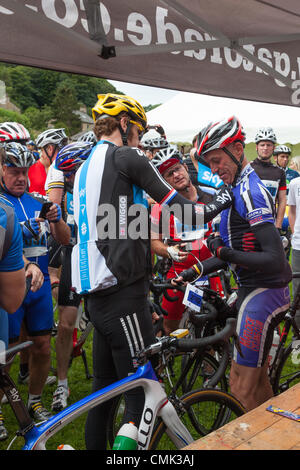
[72,93,234,449]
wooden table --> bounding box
[185,383,300,450]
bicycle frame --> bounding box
[3,360,193,450]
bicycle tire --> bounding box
[181,351,228,394]
[149,388,245,450]
[107,394,126,448]
[272,342,300,395]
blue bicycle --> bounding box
[0,318,244,450]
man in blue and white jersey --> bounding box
[0,142,70,426]
[71,93,234,449]
[173,116,292,412]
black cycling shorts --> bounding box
[58,246,81,308]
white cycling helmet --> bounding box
[3,142,35,168]
[0,122,30,143]
[254,127,277,144]
[141,137,169,150]
[273,145,291,156]
[36,128,68,149]
[78,131,97,145]
[152,145,183,174]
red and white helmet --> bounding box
[197,116,245,158]
[0,122,30,143]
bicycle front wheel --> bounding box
[149,388,245,450]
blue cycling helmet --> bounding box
[55,141,94,174]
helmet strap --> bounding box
[45,144,57,163]
[222,147,244,187]
[118,121,132,146]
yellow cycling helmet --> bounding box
[92,93,147,134]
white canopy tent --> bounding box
[146,92,300,144]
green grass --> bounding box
[1,278,299,450]
[0,336,93,450]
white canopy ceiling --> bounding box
[146,92,300,143]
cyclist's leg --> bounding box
[230,285,290,411]
[52,246,81,410]
[25,278,53,418]
[85,280,156,450]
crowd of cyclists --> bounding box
[0,91,299,449]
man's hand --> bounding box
[171,263,203,286]
[206,233,226,257]
[21,218,41,240]
[39,203,62,224]
[167,243,188,262]
[25,263,44,292]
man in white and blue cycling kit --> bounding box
[71,93,234,449]
[173,116,292,411]
[0,142,70,424]
[48,141,94,413]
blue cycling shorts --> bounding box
[234,286,290,367]
[8,277,53,342]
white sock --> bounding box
[58,379,68,389]
[28,394,41,407]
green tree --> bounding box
[51,82,81,135]
[23,105,53,134]
[0,108,31,132]
[6,66,38,111]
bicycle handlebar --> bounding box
[0,341,33,368]
[176,317,236,352]
[137,317,237,362]
[188,301,218,327]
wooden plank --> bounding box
[185,383,300,450]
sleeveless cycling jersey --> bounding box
[220,163,291,288]
[251,158,286,203]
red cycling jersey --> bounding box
[151,196,223,320]
[28,160,47,196]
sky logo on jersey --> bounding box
[197,162,223,188]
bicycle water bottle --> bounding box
[112,422,138,450]
[268,330,280,367]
